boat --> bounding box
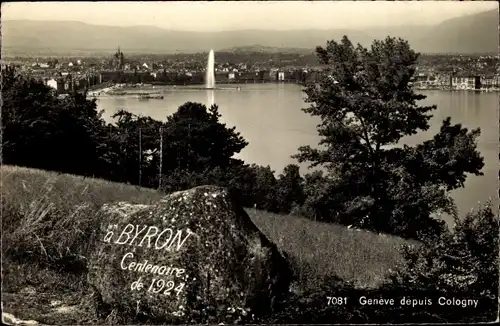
[108,91,127,96]
[138,94,164,100]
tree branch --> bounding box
[351,111,374,156]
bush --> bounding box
[387,201,498,322]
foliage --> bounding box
[161,102,248,173]
[275,164,305,214]
[294,36,484,239]
[387,202,498,321]
[159,163,284,214]
[106,110,163,185]
[1,66,110,177]
[246,164,279,212]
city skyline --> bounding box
[2,1,497,31]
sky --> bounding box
[2,1,497,31]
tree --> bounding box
[156,102,249,193]
[275,164,305,214]
[109,110,163,186]
[294,36,484,239]
[297,170,333,221]
[161,102,248,174]
[251,164,279,212]
[1,66,110,178]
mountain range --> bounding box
[2,9,498,56]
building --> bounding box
[51,72,65,93]
[46,78,58,90]
[113,46,125,70]
[415,73,428,82]
[451,76,480,90]
[480,76,499,88]
[64,74,74,92]
[269,68,278,80]
[451,77,468,90]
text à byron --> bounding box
[103,223,194,251]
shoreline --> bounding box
[86,81,500,98]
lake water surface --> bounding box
[97,83,499,223]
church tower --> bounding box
[114,46,124,70]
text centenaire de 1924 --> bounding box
[102,223,195,296]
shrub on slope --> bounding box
[387,202,498,322]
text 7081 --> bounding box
[326,297,348,305]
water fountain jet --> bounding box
[206,49,215,89]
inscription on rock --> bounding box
[103,223,195,296]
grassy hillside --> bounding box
[247,209,412,290]
[2,165,414,323]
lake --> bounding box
[97,83,499,224]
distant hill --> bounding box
[414,9,499,54]
[2,9,497,56]
[220,45,313,54]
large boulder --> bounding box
[87,185,292,324]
